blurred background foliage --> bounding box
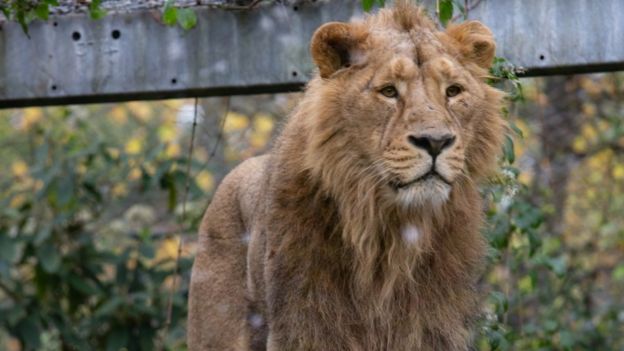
[0,95,290,350]
[478,73,624,350]
[1,73,623,350]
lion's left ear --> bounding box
[446,21,496,69]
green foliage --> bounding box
[1,0,199,34]
[0,0,105,35]
[88,0,107,20]
[0,105,204,350]
[477,71,624,350]
[361,0,386,12]
[162,0,197,31]
[0,0,60,34]
[437,0,453,26]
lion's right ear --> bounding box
[310,22,368,79]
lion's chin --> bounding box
[394,177,451,208]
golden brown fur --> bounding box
[188,2,505,350]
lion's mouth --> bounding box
[390,170,451,190]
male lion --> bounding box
[188,2,505,350]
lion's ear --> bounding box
[310,22,368,79]
[446,21,496,69]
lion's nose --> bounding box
[408,134,456,157]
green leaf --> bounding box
[34,4,50,20]
[106,327,129,351]
[547,256,567,277]
[67,273,100,295]
[438,0,453,26]
[17,316,42,349]
[612,264,624,281]
[177,8,197,30]
[88,0,107,19]
[489,291,508,314]
[38,242,61,273]
[362,0,375,11]
[559,330,575,348]
[544,319,558,333]
[139,242,156,259]
[95,297,123,318]
[34,226,53,245]
[0,234,20,263]
[89,6,107,20]
[163,1,178,26]
[16,11,30,36]
[503,135,515,164]
[509,121,524,138]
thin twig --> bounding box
[198,96,230,173]
[435,0,440,20]
[214,0,264,10]
[451,0,483,22]
[159,97,199,350]
[0,280,19,302]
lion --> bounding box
[188,2,505,350]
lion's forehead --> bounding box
[368,27,448,57]
[366,29,460,80]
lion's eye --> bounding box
[380,86,399,98]
[445,84,463,98]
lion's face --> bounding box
[308,8,504,208]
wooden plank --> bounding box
[0,0,622,108]
[467,0,624,76]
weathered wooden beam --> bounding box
[0,0,622,108]
[467,0,624,76]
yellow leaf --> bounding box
[110,106,127,124]
[112,183,128,197]
[128,102,152,122]
[196,170,215,192]
[10,194,26,208]
[165,143,181,157]
[223,112,249,132]
[107,147,120,160]
[249,132,269,149]
[77,164,88,175]
[580,77,601,96]
[613,164,624,180]
[224,146,240,162]
[20,108,42,130]
[581,124,597,141]
[128,167,142,181]
[11,160,29,178]
[194,148,208,162]
[518,171,532,185]
[126,258,137,270]
[158,124,177,143]
[125,137,143,155]
[572,137,587,153]
[518,275,533,293]
[253,113,274,134]
[581,103,596,117]
[158,237,180,260]
[163,99,184,110]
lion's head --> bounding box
[302,3,505,210]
